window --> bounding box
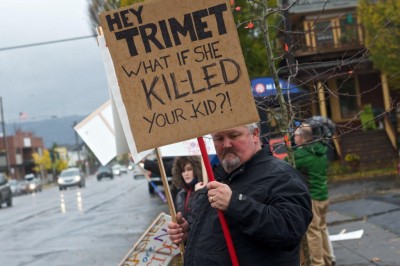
[337,78,358,119]
[315,21,334,48]
[340,14,359,44]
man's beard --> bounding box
[221,149,241,173]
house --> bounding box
[273,0,400,169]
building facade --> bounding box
[274,0,400,169]
[0,130,44,179]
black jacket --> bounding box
[175,186,196,223]
[175,175,200,223]
[184,147,312,266]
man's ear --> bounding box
[253,127,260,143]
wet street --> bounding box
[0,173,168,266]
[327,177,400,265]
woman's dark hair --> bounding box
[172,156,203,188]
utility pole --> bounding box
[73,121,81,170]
[0,97,10,176]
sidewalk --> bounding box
[327,175,400,265]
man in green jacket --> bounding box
[293,123,334,266]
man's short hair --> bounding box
[299,123,313,141]
[246,123,259,134]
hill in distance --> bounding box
[5,115,87,149]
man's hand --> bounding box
[207,181,232,211]
[167,212,189,245]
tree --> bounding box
[358,0,400,90]
[87,0,120,31]
[232,0,279,78]
[32,149,52,174]
[48,144,69,175]
[120,0,145,6]
[32,149,66,182]
[54,159,69,174]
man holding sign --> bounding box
[99,1,311,264]
[168,123,312,265]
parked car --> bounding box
[24,173,42,193]
[96,166,114,181]
[9,179,21,196]
[0,173,12,208]
[58,168,85,190]
[119,165,128,174]
[17,180,29,195]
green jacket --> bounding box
[293,142,328,201]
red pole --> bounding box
[197,137,239,266]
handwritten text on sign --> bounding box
[119,213,180,266]
[99,0,259,151]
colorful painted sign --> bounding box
[119,213,181,266]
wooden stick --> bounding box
[155,148,185,259]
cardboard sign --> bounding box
[98,34,215,162]
[99,0,259,152]
[119,212,181,266]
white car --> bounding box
[58,168,85,190]
[24,173,42,193]
[112,164,122,176]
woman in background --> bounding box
[172,156,206,221]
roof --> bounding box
[281,0,358,14]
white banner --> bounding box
[74,100,116,166]
[98,34,153,163]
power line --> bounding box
[0,35,97,51]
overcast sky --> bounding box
[0,0,110,123]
